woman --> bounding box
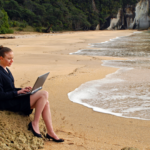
[0,45,64,142]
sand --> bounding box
[1,30,150,150]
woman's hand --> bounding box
[17,86,32,94]
[25,86,32,91]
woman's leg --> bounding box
[42,101,59,140]
[30,90,59,139]
[30,90,48,134]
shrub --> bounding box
[35,27,42,32]
[19,21,28,28]
[0,27,14,34]
[17,27,23,31]
[0,9,14,34]
[12,21,20,27]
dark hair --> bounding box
[0,45,12,57]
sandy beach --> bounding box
[1,30,150,150]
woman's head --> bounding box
[0,45,12,57]
[0,45,14,67]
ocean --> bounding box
[68,31,150,120]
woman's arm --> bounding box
[15,88,22,91]
[0,82,18,100]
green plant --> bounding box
[35,27,42,32]
[0,27,14,34]
[19,21,28,28]
[12,21,20,27]
[17,27,23,31]
[0,9,14,34]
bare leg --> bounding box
[30,91,48,134]
[42,101,59,140]
[30,90,59,139]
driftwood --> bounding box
[0,36,15,39]
[44,24,53,33]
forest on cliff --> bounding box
[0,0,138,33]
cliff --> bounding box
[107,8,125,30]
[134,0,150,29]
[107,0,150,30]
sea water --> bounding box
[68,31,150,120]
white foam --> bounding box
[133,31,143,34]
[69,50,83,55]
[68,31,150,120]
[68,92,123,117]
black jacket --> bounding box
[0,66,21,100]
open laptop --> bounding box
[17,72,50,97]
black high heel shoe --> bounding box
[46,133,64,142]
[28,122,42,138]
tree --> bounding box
[0,0,139,32]
[0,9,13,34]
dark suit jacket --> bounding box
[0,66,21,100]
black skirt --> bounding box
[0,95,33,116]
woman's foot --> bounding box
[28,122,42,138]
[46,132,64,142]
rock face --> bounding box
[124,5,135,29]
[134,0,150,29]
[107,8,125,30]
[95,24,100,30]
[106,0,150,30]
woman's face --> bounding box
[0,51,14,67]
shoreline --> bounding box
[1,30,150,150]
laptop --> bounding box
[17,72,50,97]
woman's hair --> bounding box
[0,45,12,58]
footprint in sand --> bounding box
[61,117,65,120]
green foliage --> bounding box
[0,0,138,32]
[17,27,24,31]
[19,20,28,28]
[35,26,42,32]
[0,0,4,9]
[0,9,14,34]
[0,27,14,34]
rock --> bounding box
[95,24,100,30]
[134,0,150,30]
[121,147,139,150]
[107,8,125,30]
[0,36,15,39]
[0,111,45,150]
[103,0,150,30]
[124,5,135,29]
[100,16,112,30]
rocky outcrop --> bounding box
[133,0,150,29]
[0,111,45,150]
[105,0,150,30]
[100,16,112,30]
[0,36,15,39]
[107,8,125,30]
[124,5,135,29]
[95,24,100,30]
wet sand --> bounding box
[1,30,150,150]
